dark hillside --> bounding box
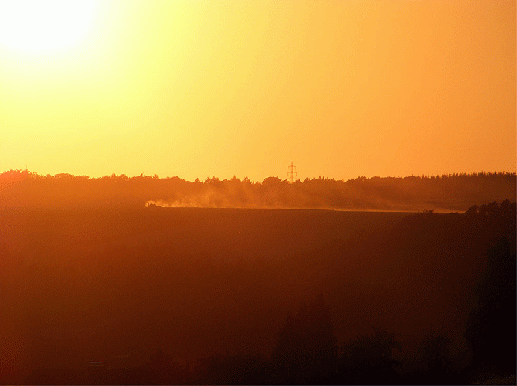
[296,202,516,380]
[1,203,515,384]
[0,208,407,383]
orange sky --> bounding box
[0,0,515,182]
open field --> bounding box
[1,206,515,383]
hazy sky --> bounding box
[0,0,515,182]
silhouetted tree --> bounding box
[464,237,516,376]
[465,204,478,216]
[338,328,402,384]
[408,331,466,384]
[272,294,338,384]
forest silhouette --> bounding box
[0,169,515,211]
[0,170,515,384]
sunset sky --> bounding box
[0,0,515,182]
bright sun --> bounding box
[0,0,96,53]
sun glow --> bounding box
[0,0,96,52]
[0,0,514,180]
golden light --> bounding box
[0,0,96,53]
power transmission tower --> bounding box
[287,161,297,183]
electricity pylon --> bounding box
[287,161,297,183]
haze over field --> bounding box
[0,0,515,181]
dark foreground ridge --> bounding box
[1,169,515,211]
[1,200,515,384]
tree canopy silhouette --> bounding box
[1,169,515,211]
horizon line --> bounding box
[1,168,516,184]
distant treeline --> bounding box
[1,169,515,210]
